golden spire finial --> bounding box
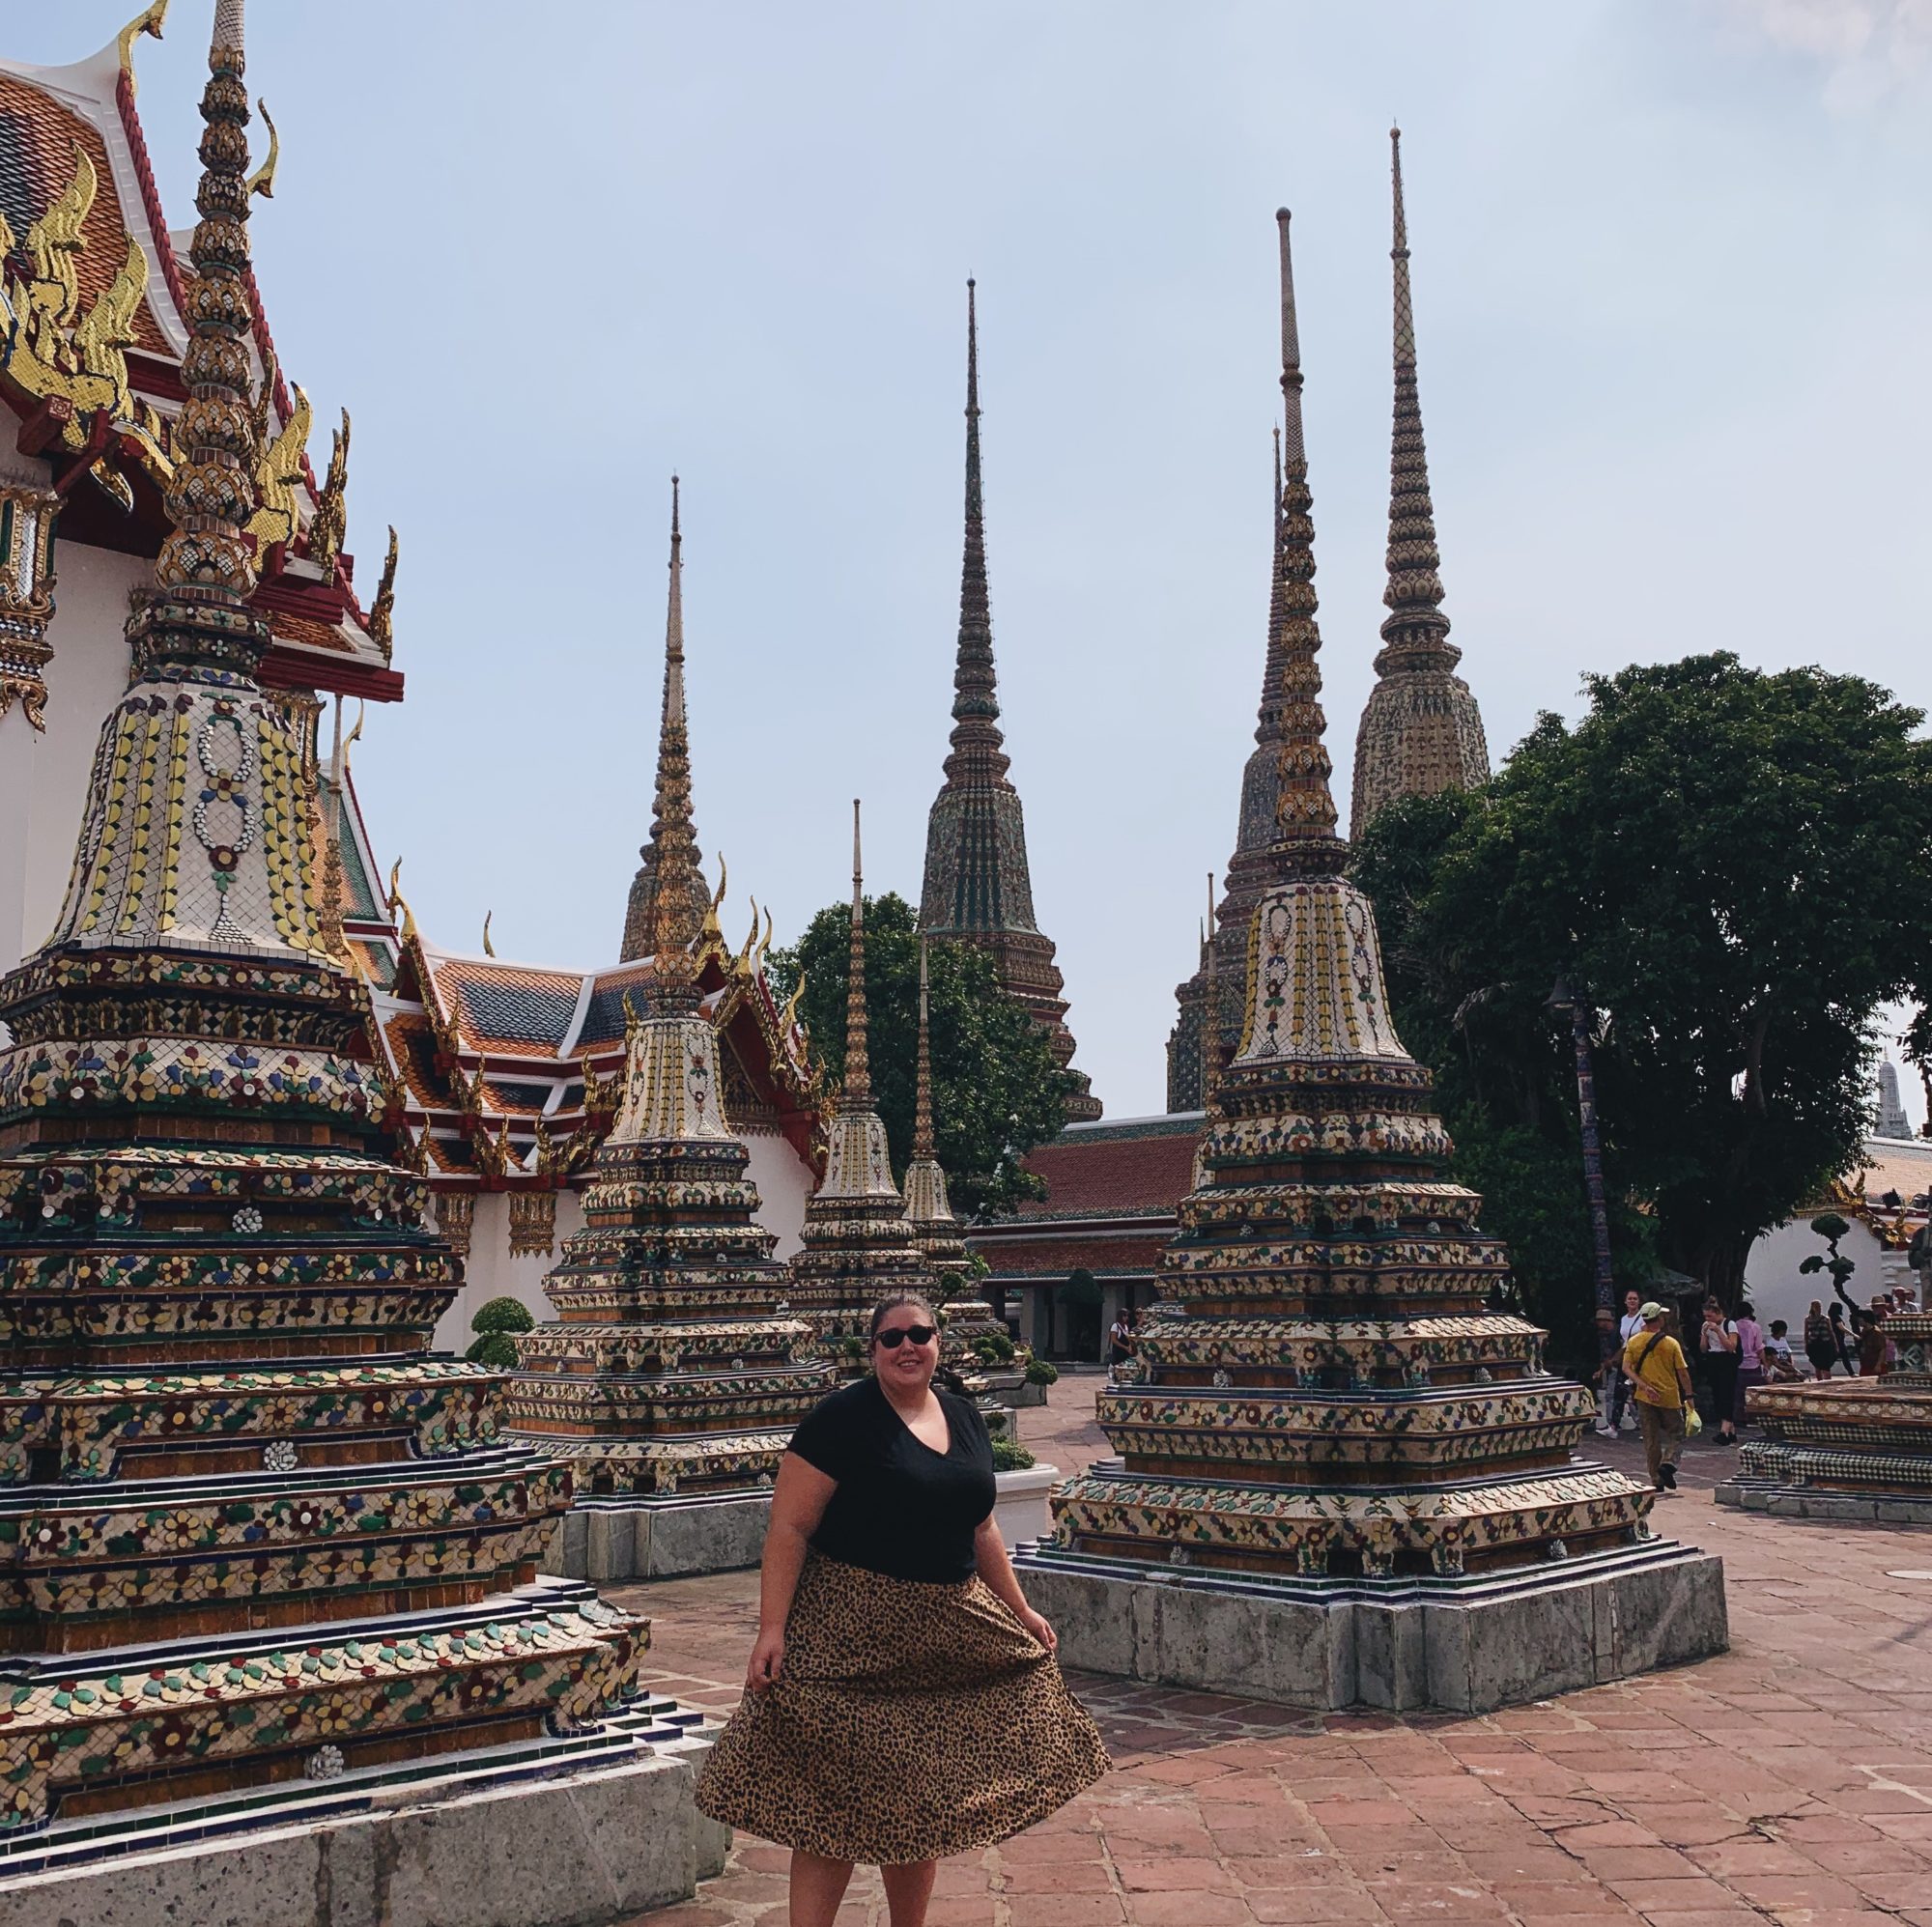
[841,799,870,1112]
[134,0,270,671]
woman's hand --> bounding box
[746,1625,785,1692]
[1017,1605,1057,1654]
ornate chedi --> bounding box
[1018,211,1723,1713]
[919,282,1098,1121]
[1349,128,1490,838]
[0,8,645,1846]
[505,490,833,1536]
[1167,408,1310,1112]
[790,804,933,1361]
[617,480,717,964]
[1720,1310,1932,1523]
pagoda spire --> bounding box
[1379,127,1453,663]
[1269,207,1343,872]
[1350,130,1490,836]
[919,280,1098,1117]
[912,936,935,1161]
[842,798,871,1112]
[642,477,704,1010]
[619,474,712,961]
[948,277,1007,773]
[140,0,268,670]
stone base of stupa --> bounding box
[1715,1372,1932,1523]
[0,1693,726,1927]
[1014,1537,1727,1714]
[544,1490,773,1581]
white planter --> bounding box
[993,1462,1062,1549]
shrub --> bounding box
[1024,1356,1059,1387]
[466,1295,534,1370]
[990,1436,1036,1472]
[471,1295,535,1336]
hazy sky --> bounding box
[24,2,1932,1120]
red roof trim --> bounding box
[114,64,186,326]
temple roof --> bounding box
[0,22,398,700]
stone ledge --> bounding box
[1018,1546,1729,1713]
[545,1494,773,1581]
[0,1751,699,1927]
[1714,1478,1932,1525]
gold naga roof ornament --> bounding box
[245,99,279,200]
[115,0,169,89]
[0,143,155,491]
[246,358,311,549]
[308,408,350,568]
[481,910,496,957]
[368,526,399,660]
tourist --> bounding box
[1107,1311,1135,1379]
[1596,1289,1645,1437]
[1803,1300,1838,1379]
[1623,1301,1694,1492]
[696,1290,1110,1927]
[1732,1299,1766,1429]
[1830,1300,1858,1374]
[1765,1319,1804,1383]
[1698,1297,1741,1443]
[1859,1297,1890,1376]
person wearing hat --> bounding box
[1621,1302,1694,1491]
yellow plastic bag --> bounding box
[1685,1406,1703,1436]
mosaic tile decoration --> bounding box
[1025,209,1648,1586]
[504,488,835,1499]
[0,15,642,1832]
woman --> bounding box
[1731,1299,1765,1429]
[1802,1299,1838,1380]
[1829,1299,1858,1375]
[696,1291,1110,1927]
[1698,1297,1740,1443]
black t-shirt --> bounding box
[788,1376,997,1584]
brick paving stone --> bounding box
[605,1395,1932,1927]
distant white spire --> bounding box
[1877,1060,1912,1139]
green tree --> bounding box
[1353,654,1932,1334]
[767,892,1070,1215]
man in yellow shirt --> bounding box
[1621,1302,1694,1492]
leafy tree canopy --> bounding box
[1351,653,1932,1341]
[767,892,1071,1215]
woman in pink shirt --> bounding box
[1732,1300,1766,1431]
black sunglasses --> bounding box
[874,1324,937,1349]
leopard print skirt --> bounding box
[695,1550,1111,1865]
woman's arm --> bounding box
[746,1452,836,1691]
[974,1516,1057,1653]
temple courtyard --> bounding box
[620,1374,1932,1927]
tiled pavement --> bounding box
[610,1373,1932,1926]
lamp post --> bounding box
[1548,974,1618,1365]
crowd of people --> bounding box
[1599,1283,1917,1492]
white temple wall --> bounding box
[431,1190,588,1354]
[1742,1215,1916,1336]
[0,541,142,982]
[741,1126,810,1261]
